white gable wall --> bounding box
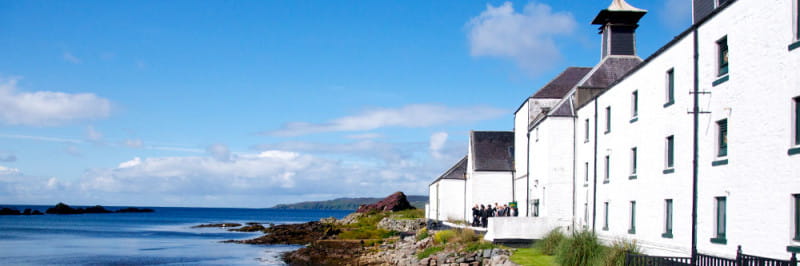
[529,115,576,229]
[429,179,466,222]
[514,100,531,216]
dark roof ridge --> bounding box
[431,156,468,185]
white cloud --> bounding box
[63,52,81,64]
[466,1,577,75]
[429,132,448,159]
[206,144,232,162]
[0,166,20,175]
[660,0,692,30]
[124,139,143,148]
[0,77,112,126]
[118,157,142,168]
[86,125,103,142]
[0,152,16,162]
[346,133,383,140]
[266,104,506,136]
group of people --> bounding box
[471,203,518,228]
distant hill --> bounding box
[271,195,428,210]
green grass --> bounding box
[510,247,558,266]
[392,209,425,219]
[463,241,497,252]
[555,230,604,266]
[417,246,444,259]
[534,229,566,255]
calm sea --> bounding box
[0,206,351,265]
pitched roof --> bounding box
[431,156,467,185]
[470,131,514,171]
[532,67,593,99]
[577,56,642,89]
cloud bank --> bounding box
[0,78,111,126]
[266,104,506,136]
[466,1,577,75]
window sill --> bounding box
[712,159,729,166]
[603,180,610,184]
[628,229,636,234]
[710,237,727,245]
[662,232,673,239]
[583,183,588,187]
[630,117,638,123]
[629,175,637,180]
[663,168,675,174]
[584,139,590,144]
[602,227,608,231]
[712,75,729,87]
[788,245,800,253]
[604,130,611,135]
[663,101,674,108]
[789,147,800,156]
[789,40,800,51]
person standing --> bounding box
[480,205,488,228]
[471,204,479,226]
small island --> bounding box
[44,203,155,215]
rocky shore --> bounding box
[221,192,519,266]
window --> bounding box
[796,0,800,41]
[665,135,675,170]
[535,128,540,142]
[603,202,609,231]
[711,197,727,244]
[604,155,611,183]
[795,97,800,146]
[663,199,673,238]
[630,147,637,178]
[665,69,675,106]
[585,119,590,142]
[717,37,729,76]
[717,119,728,157]
[794,194,799,240]
[584,203,589,224]
[533,199,540,217]
[631,91,639,120]
[585,162,589,184]
[628,201,636,234]
[605,106,612,133]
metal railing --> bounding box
[625,246,798,266]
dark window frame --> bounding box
[665,199,673,237]
[794,194,800,241]
[631,147,638,176]
[718,119,728,157]
[666,68,675,106]
[604,155,611,183]
[717,37,729,76]
[603,202,609,231]
[632,90,639,118]
[628,201,636,234]
[712,197,727,244]
[666,135,675,169]
[605,106,612,134]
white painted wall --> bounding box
[514,100,531,216]
[483,217,561,241]
[529,115,576,230]
[428,179,466,222]
[692,0,800,259]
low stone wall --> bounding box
[378,217,426,232]
[483,217,559,242]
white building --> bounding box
[464,131,515,221]
[430,0,800,260]
[428,156,467,222]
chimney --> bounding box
[592,0,648,59]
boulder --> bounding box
[356,191,415,213]
[46,203,83,214]
[336,212,364,225]
[377,217,426,232]
[0,208,21,215]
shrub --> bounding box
[463,241,496,252]
[417,246,444,260]
[417,228,430,241]
[603,239,640,266]
[555,230,604,266]
[452,228,479,244]
[534,228,566,255]
[433,230,456,245]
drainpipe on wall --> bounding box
[526,131,531,217]
[592,96,599,232]
[691,25,700,264]
[572,107,578,232]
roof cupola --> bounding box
[591,0,647,59]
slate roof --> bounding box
[470,131,514,171]
[549,100,574,117]
[577,56,642,89]
[431,156,467,185]
[532,67,593,99]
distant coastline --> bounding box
[271,195,427,210]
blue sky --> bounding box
[0,0,690,207]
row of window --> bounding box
[600,194,800,244]
[602,199,672,237]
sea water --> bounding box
[0,206,351,265]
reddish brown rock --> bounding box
[356,192,415,213]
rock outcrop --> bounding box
[356,191,415,213]
[357,234,517,266]
[193,223,242,228]
[377,217,426,233]
[225,221,339,245]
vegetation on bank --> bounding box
[337,209,424,240]
[271,196,428,210]
[509,229,640,266]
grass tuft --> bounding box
[417,246,444,259]
[534,228,566,255]
[555,230,603,266]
